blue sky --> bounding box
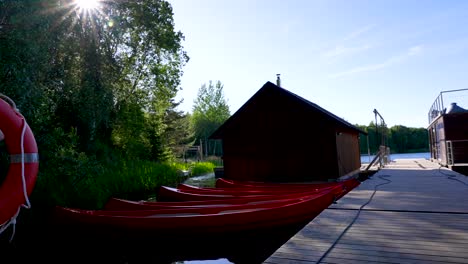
[169,0,468,128]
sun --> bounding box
[74,0,100,10]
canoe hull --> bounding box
[157,184,347,202]
[48,179,360,262]
[54,191,334,234]
[51,191,335,262]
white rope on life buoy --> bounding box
[20,119,32,210]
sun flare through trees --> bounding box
[74,0,100,11]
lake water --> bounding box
[361,152,431,163]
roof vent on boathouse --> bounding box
[276,74,281,87]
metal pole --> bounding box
[367,135,371,162]
[374,109,378,152]
[440,92,444,112]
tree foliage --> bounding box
[1,0,189,155]
[191,80,230,156]
[0,0,189,207]
[358,123,429,154]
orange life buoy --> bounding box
[0,98,39,225]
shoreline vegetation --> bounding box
[0,158,219,251]
[33,158,220,210]
[356,123,429,154]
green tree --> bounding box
[103,0,189,159]
[148,99,194,161]
[192,80,230,156]
[0,0,190,207]
[356,124,371,154]
[389,125,410,153]
[358,123,429,154]
[161,100,194,159]
[357,122,379,154]
[388,126,428,153]
[1,0,188,158]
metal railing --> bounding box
[428,88,468,124]
[445,139,468,166]
[447,141,453,166]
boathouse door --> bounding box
[335,131,360,177]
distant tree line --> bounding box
[356,123,429,154]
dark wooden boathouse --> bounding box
[427,89,468,175]
[210,81,367,182]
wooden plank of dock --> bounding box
[265,159,468,264]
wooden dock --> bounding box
[265,158,468,264]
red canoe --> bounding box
[176,183,338,195]
[215,177,360,200]
[61,194,320,217]
[104,191,328,211]
[178,182,337,191]
[54,190,335,236]
[216,177,343,188]
[157,186,277,202]
[104,179,359,210]
[157,184,346,202]
[52,189,337,262]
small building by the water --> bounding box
[209,81,367,182]
[427,89,468,175]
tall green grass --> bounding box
[31,156,217,210]
[20,128,220,210]
[180,161,217,176]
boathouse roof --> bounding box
[210,81,367,139]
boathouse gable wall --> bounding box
[212,81,363,182]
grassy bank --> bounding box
[1,156,218,249]
[31,158,217,210]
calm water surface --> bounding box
[361,152,430,163]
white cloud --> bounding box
[328,45,424,78]
[322,25,375,59]
[323,44,372,58]
[408,45,423,56]
[328,61,389,78]
[343,24,376,42]
[280,19,300,35]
